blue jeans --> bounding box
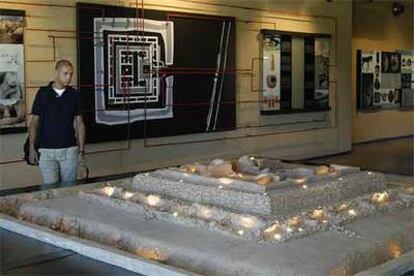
[38,147,78,185]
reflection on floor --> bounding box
[0,137,412,275]
[306,137,413,176]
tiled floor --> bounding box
[0,137,412,275]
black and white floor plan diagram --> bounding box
[94,17,174,125]
[78,3,236,143]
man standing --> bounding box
[28,60,85,185]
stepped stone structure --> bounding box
[1,157,413,275]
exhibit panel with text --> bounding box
[260,30,330,115]
[0,9,26,134]
[357,49,414,110]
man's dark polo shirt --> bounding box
[31,82,82,149]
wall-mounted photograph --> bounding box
[357,49,412,110]
[0,9,26,134]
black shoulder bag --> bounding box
[23,135,39,166]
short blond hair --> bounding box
[55,59,73,71]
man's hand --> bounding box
[78,150,86,167]
[77,151,89,179]
[29,148,38,165]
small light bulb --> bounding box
[219,178,233,185]
[338,203,348,211]
[264,224,277,234]
[218,185,223,189]
[274,233,282,240]
[173,212,178,217]
[147,195,161,206]
[238,229,244,236]
[348,209,357,216]
[295,178,307,184]
[302,185,308,189]
[103,186,115,196]
[371,192,389,204]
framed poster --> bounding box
[260,30,330,114]
[259,30,281,112]
[77,3,236,143]
[0,9,26,134]
[357,49,412,110]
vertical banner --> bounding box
[304,37,315,109]
[291,37,305,109]
[400,50,414,107]
[260,30,281,112]
[380,51,401,108]
[358,50,378,109]
[0,9,26,134]
[280,35,292,111]
[314,37,330,109]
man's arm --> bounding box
[75,115,85,154]
[28,115,39,164]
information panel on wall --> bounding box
[77,3,236,143]
[0,9,26,134]
[259,30,330,115]
[260,30,281,112]
[357,49,414,110]
[400,50,414,107]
